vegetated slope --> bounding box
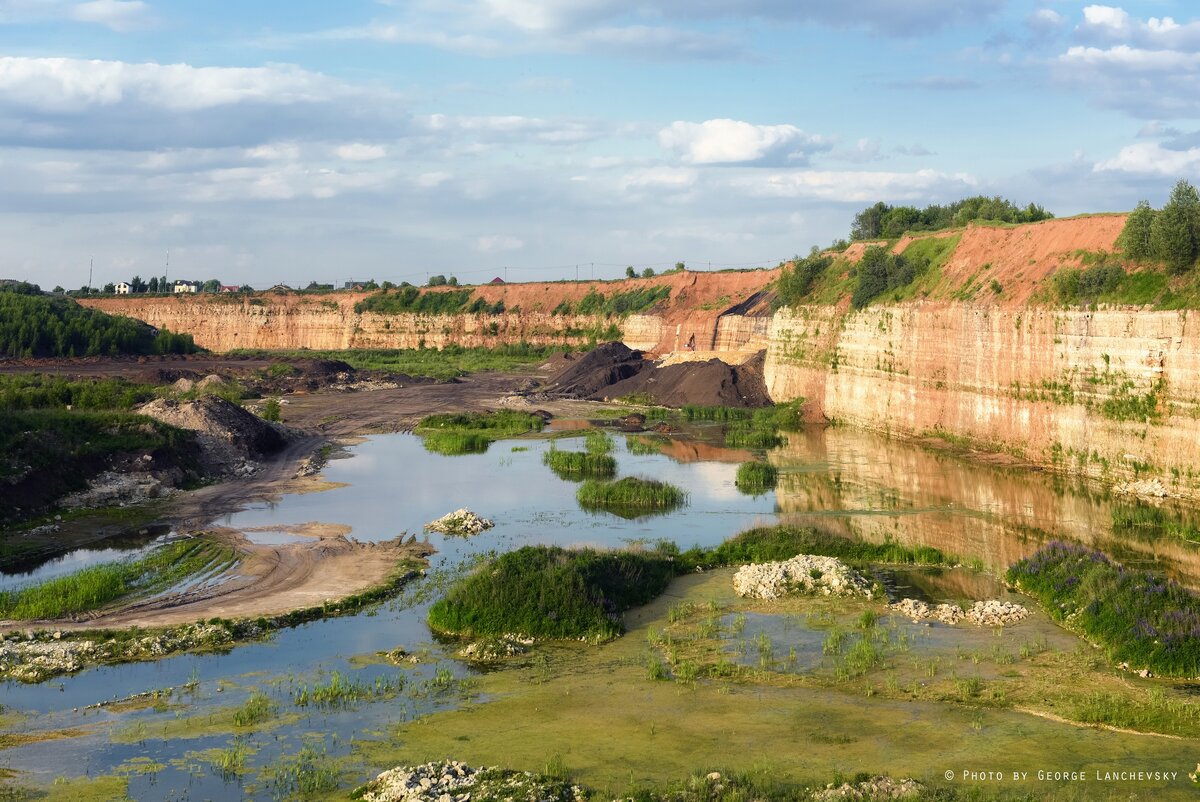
[0,290,198,358]
[781,215,1129,310]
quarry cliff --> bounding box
[83,213,1200,497]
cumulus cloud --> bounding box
[1094,141,1200,175]
[734,168,977,203]
[0,56,410,149]
[1047,7,1200,119]
[335,143,386,161]
[659,119,830,166]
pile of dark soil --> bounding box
[137,396,291,473]
[593,352,770,408]
[543,343,770,408]
[541,343,646,398]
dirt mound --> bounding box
[137,396,291,475]
[542,342,646,397]
[591,351,770,408]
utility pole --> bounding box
[575,264,578,281]
[87,256,93,294]
[165,250,170,287]
[590,262,594,279]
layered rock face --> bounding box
[765,303,1200,496]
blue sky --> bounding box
[2,0,1199,288]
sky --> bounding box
[2,1,1199,289]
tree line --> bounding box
[0,289,199,358]
[850,195,1053,241]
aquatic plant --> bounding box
[292,671,403,708]
[584,429,614,455]
[542,448,617,481]
[427,544,675,640]
[1008,541,1200,677]
[417,409,545,455]
[734,461,777,495]
[232,692,277,728]
[625,435,667,456]
[0,538,231,620]
[576,477,687,517]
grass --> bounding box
[416,409,545,454]
[1007,541,1200,676]
[626,435,667,455]
[261,744,341,798]
[585,429,614,454]
[1065,687,1200,736]
[231,692,276,728]
[428,544,676,640]
[675,525,949,572]
[0,375,157,412]
[230,342,563,381]
[576,477,687,518]
[0,538,231,620]
[543,448,617,481]
[734,461,777,495]
[1111,501,1200,544]
[292,670,403,708]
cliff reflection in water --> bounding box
[770,427,1200,588]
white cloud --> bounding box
[335,142,386,161]
[476,234,524,252]
[735,168,977,203]
[621,166,697,189]
[70,0,148,31]
[1094,141,1200,175]
[659,119,830,166]
[1076,5,1200,49]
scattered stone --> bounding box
[424,509,495,537]
[385,647,423,666]
[356,761,586,802]
[459,634,532,663]
[889,598,1028,627]
[733,555,875,600]
[812,776,923,800]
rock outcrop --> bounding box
[733,555,875,600]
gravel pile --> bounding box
[889,598,1028,626]
[356,761,586,802]
[424,509,495,537]
[733,555,875,600]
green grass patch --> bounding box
[676,525,949,572]
[232,692,277,728]
[292,671,403,708]
[576,477,687,518]
[230,343,562,381]
[0,375,158,412]
[1007,541,1200,677]
[427,544,675,640]
[543,448,617,481]
[0,538,231,620]
[734,461,777,495]
[585,429,614,455]
[416,410,545,455]
[625,435,667,455]
[1112,501,1200,544]
[1064,688,1200,736]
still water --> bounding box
[1,424,1197,798]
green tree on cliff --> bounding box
[1117,200,1156,259]
[1150,179,1200,274]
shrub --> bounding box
[676,525,948,572]
[355,287,474,315]
[777,251,833,305]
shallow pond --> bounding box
[2,424,1199,799]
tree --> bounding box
[148,276,159,293]
[52,286,64,294]
[447,276,459,287]
[625,266,635,278]
[674,262,685,271]
[103,283,115,294]
[1118,200,1156,259]
[851,201,891,240]
[1151,179,1200,274]
[129,276,147,293]
[428,275,447,286]
[642,268,655,278]
[239,285,254,293]
[202,279,221,293]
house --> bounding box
[114,282,130,295]
[343,281,365,290]
[490,277,506,285]
[173,280,198,294]
[220,285,240,293]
